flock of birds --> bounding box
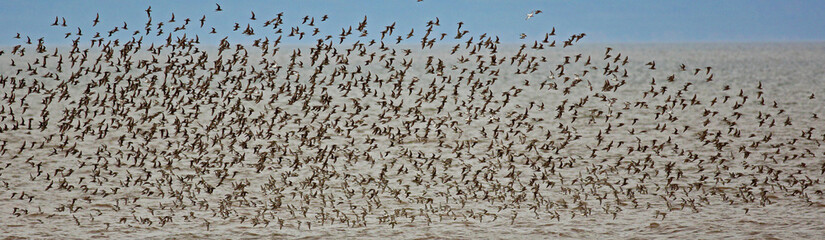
[0,5,824,235]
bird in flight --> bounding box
[526,10,542,20]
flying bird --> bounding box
[526,10,542,20]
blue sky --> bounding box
[0,0,824,46]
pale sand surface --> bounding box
[1,41,824,239]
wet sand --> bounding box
[1,32,824,239]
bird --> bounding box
[526,10,542,20]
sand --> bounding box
[1,40,824,239]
